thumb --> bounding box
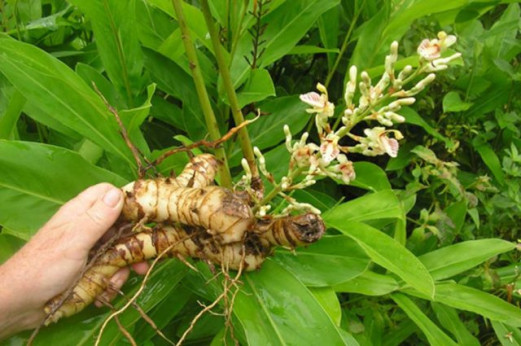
[75,184,123,249]
[46,183,123,252]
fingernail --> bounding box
[102,188,122,208]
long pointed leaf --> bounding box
[233,260,349,345]
[323,189,403,225]
[0,36,134,167]
[326,220,435,297]
[0,140,126,238]
[419,239,515,280]
[68,0,144,105]
[272,235,370,287]
[406,282,521,327]
[391,293,457,346]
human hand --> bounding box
[0,183,148,339]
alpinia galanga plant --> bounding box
[38,31,463,332]
[242,31,461,217]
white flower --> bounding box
[418,39,441,61]
[319,134,340,164]
[300,83,335,135]
[300,83,335,118]
[424,53,462,72]
[417,31,457,61]
[353,127,404,158]
[344,66,357,108]
[330,154,356,184]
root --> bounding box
[95,236,185,346]
[176,292,226,346]
[221,246,245,346]
[40,154,325,344]
[176,253,244,346]
[101,286,176,346]
[114,315,137,346]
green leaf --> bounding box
[492,321,521,346]
[0,233,25,263]
[349,6,389,71]
[318,6,340,70]
[119,83,156,156]
[310,287,342,326]
[233,260,347,345]
[292,189,337,213]
[419,239,515,280]
[334,271,399,296]
[401,108,457,151]
[391,293,458,346]
[68,0,144,105]
[0,140,126,238]
[0,36,134,167]
[473,139,506,184]
[432,303,480,346]
[407,282,521,327]
[13,0,42,23]
[351,162,392,191]
[236,69,275,108]
[259,0,340,66]
[272,235,369,286]
[0,89,25,139]
[381,0,467,47]
[229,96,309,166]
[76,62,124,109]
[288,45,340,55]
[442,91,473,112]
[134,286,192,343]
[231,0,340,86]
[97,263,189,345]
[323,190,403,225]
[143,48,206,140]
[326,220,435,298]
[146,0,212,53]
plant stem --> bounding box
[201,0,259,180]
[172,0,232,188]
[324,0,366,88]
[254,167,305,213]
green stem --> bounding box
[172,0,232,188]
[324,0,365,88]
[254,167,305,213]
[201,0,259,179]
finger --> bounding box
[94,267,130,308]
[131,262,150,275]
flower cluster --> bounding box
[243,32,461,216]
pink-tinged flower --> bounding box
[292,143,319,168]
[365,127,403,157]
[417,31,457,61]
[299,83,335,118]
[336,154,356,184]
[380,134,400,157]
[354,127,403,158]
[328,154,356,184]
[319,134,340,164]
[418,39,441,60]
